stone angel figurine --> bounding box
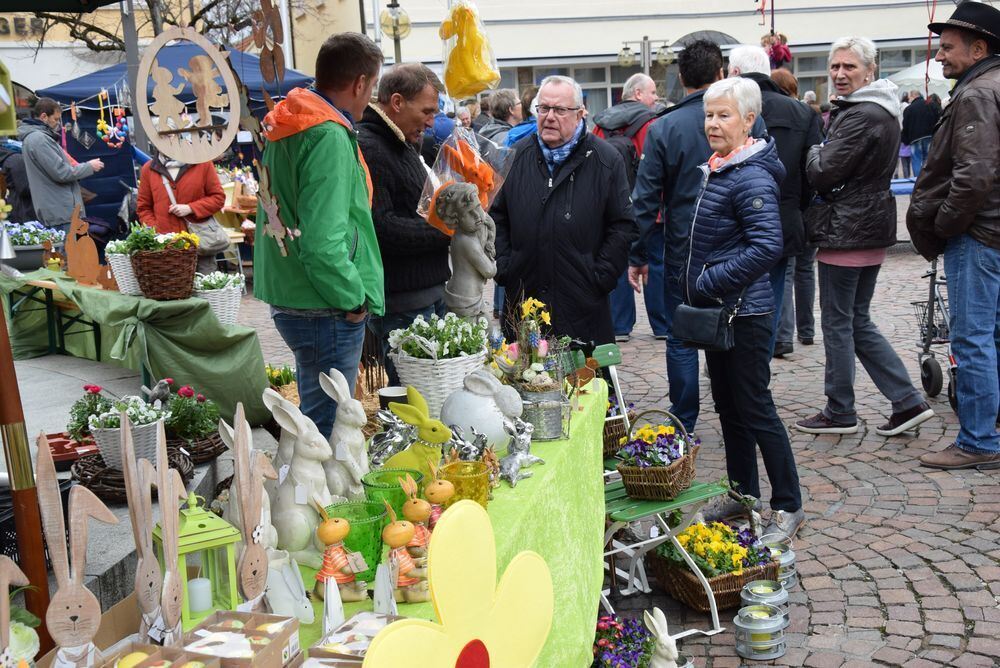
[435,182,496,317]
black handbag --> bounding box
[672,291,746,352]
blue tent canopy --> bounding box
[36,43,312,111]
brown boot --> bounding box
[919,444,1000,470]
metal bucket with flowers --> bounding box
[616,408,699,500]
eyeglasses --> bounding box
[537,105,581,118]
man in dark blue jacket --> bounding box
[627,40,764,432]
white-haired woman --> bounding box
[795,37,934,437]
[685,77,804,538]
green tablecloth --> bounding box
[299,380,608,667]
[0,269,269,425]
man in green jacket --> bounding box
[254,32,384,438]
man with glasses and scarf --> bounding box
[492,75,637,343]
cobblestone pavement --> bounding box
[238,208,1000,666]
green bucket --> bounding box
[361,468,425,520]
[324,500,387,582]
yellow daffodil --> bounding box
[540,310,551,325]
[364,501,553,667]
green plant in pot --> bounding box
[66,384,114,442]
[165,385,224,463]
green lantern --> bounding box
[153,492,243,630]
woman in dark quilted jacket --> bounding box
[796,36,934,439]
[685,77,804,539]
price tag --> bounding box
[346,550,369,574]
[294,484,307,505]
[278,464,290,485]
[334,441,349,462]
[147,617,165,644]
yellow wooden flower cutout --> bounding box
[363,500,553,667]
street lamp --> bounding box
[617,46,636,68]
[619,36,671,75]
[380,0,411,64]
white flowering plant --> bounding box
[3,221,66,246]
[104,239,130,255]
[88,395,170,431]
[6,585,40,665]
[388,312,488,360]
[194,271,245,291]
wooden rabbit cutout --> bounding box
[178,55,228,127]
[0,556,28,667]
[149,59,186,132]
[155,423,187,647]
[232,403,277,609]
[36,432,119,667]
[64,206,104,288]
[119,413,162,642]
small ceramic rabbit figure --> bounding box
[399,474,431,558]
[440,368,523,450]
[264,551,315,624]
[424,460,455,531]
[35,432,119,667]
[320,369,369,500]
[119,412,163,643]
[384,386,452,482]
[269,400,334,569]
[313,508,368,603]
[381,501,430,604]
[369,410,415,467]
[499,418,545,487]
[644,607,679,668]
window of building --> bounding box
[880,48,911,76]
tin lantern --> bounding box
[734,603,789,660]
[153,492,242,630]
[740,580,790,617]
[761,532,798,590]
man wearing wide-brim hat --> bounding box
[907,1,1000,470]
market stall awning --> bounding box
[889,59,953,103]
[36,43,312,110]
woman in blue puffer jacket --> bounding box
[685,76,804,539]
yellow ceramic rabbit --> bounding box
[384,386,451,482]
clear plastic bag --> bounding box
[418,127,515,236]
[439,0,500,99]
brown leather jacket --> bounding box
[907,58,1000,259]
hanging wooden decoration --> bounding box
[135,26,240,164]
[252,0,286,84]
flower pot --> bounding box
[393,346,487,418]
[131,247,197,300]
[519,387,569,441]
[91,419,161,470]
[7,244,61,271]
[106,253,143,296]
[193,285,242,325]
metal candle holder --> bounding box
[740,579,790,618]
[761,532,798,590]
[734,603,789,660]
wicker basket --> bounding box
[393,335,487,418]
[617,409,698,500]
[603,412,634,458]
[131,247,197,300]
[648,551,780,612]
[272,382,300,406]
[91,419,161,470]
[194,285,242,325]
[71,449,194,504]
[106,253,143,296]
[167,432,227,465]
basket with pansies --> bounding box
[615,408,699,500]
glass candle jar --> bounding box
[441,460,490,508]
[760,532,798,590]
[734,603,789,660]
[740,579,789,618]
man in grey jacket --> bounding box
[20,98,103,230]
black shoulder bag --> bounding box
[672,289,746,352]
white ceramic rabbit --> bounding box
[119,412,163,643]
[269,400,334,569]
[261,388,297,501]
[371,563,398,616]
[320,369,369,500]
[265,553,315,624]
[218,417,279,552]
[644,607,679,668]
[35,432,119,668]
[440,369,523,451]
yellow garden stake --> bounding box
[363,500,553,667]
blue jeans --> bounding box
[768,257,789,353]
[663,263,700,432]
[493,284,504,316]
[777,248,817,344]
[272,311,367,440]
[368,300,448,387]
[944,234,1000,454]
[612,224,668,336]
[911,137,932,178]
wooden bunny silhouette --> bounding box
[64,206,104,287]
[178,55,229,127]
[149,60,186,132]
[0,555,29,667]
[36,432,119,667]
[119,412,162,643]
[231,403,278,610]
[155,422,188,647]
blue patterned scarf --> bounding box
[538,120,585,174]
